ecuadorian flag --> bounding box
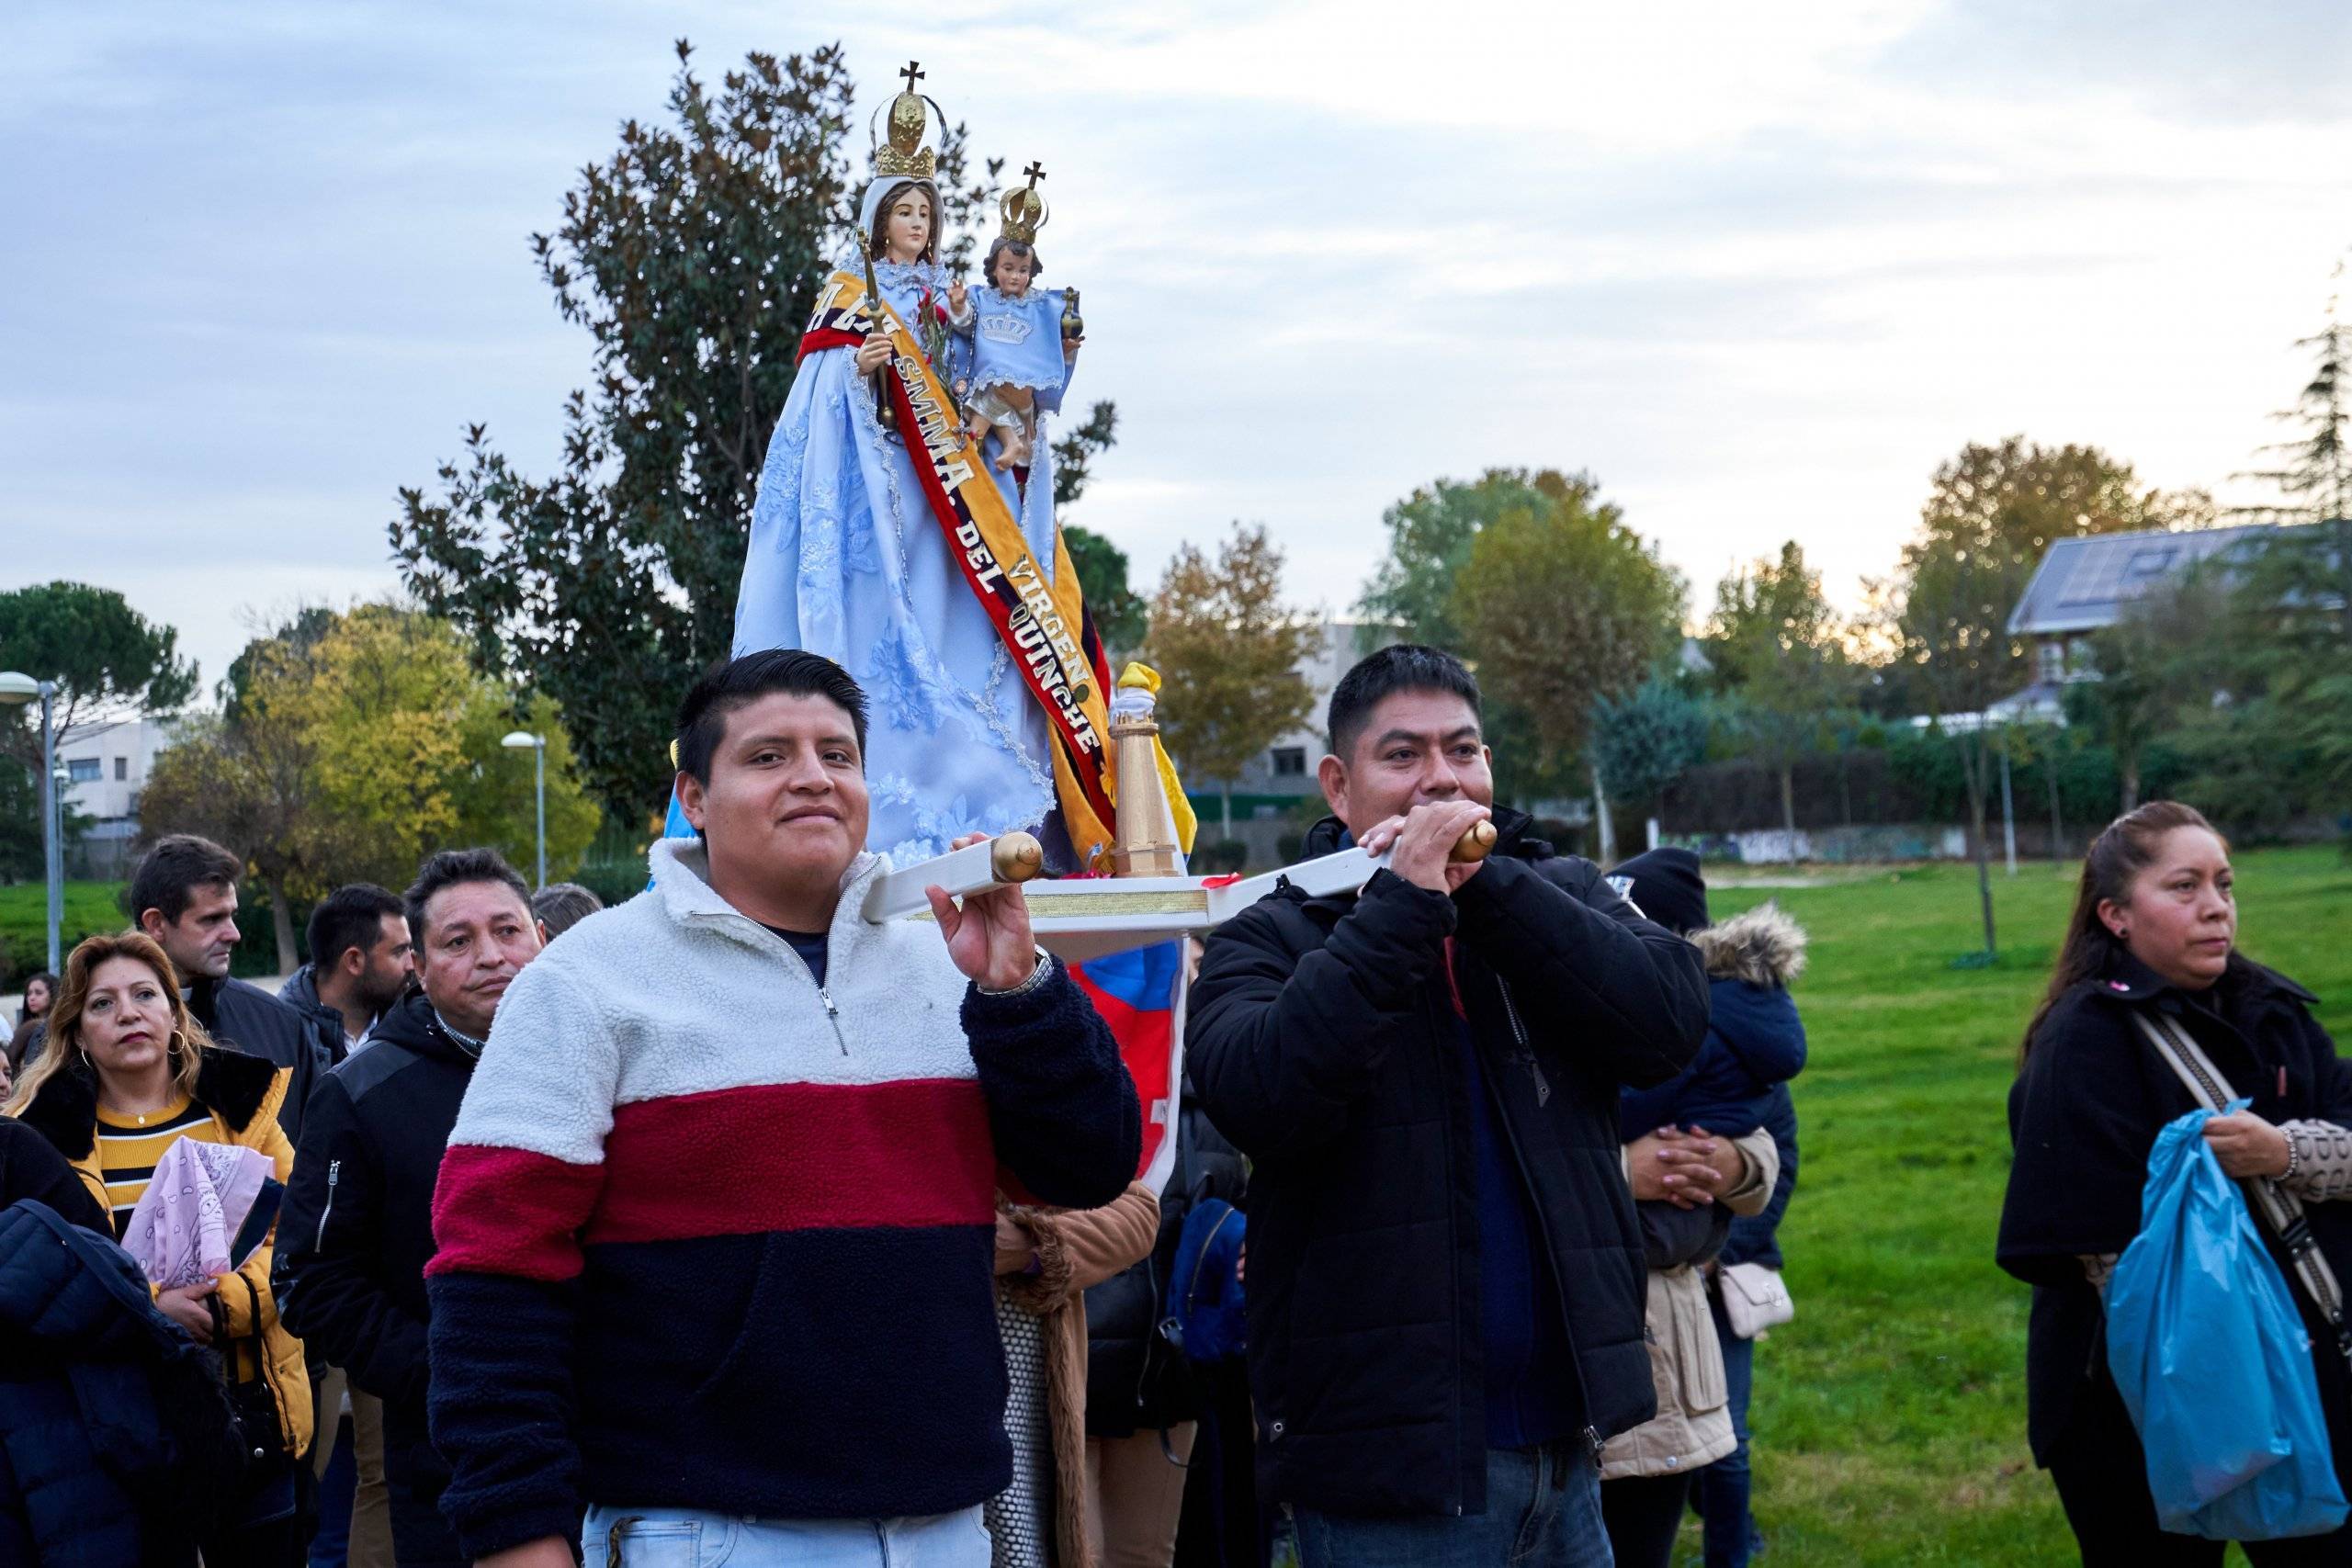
[1072,942,1189,1196]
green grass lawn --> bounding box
[1707,845,2352,1564]
[0,879,131,987]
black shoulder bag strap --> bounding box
[2132,1008,2352,1368]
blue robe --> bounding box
[713,254,1072,864]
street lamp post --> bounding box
[502,730,548,890]
[0,671,62,972]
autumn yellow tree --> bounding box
[1144,525,1320,840]
[143,605,600,970]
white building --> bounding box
[54,716,180,876]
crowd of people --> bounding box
[2,637,2333,1566]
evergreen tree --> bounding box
[391,43,1118,818]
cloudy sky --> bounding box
[5,1,2348,690]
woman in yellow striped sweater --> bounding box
[6,930,313,1564]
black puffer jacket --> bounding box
[1999,948,2352,1474]
[187,975,334,1145]
[0,1194,245,1566]
[277,965,358,1066]
[1187,810,1710,1517]
[276,991,475,1567]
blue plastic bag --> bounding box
[2107,1100,2349,1540]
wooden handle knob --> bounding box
[991,831,1046,885]
[1451,820,1498,863]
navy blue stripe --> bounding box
[95,1103,212,1138]
[429,1224,1007,1556]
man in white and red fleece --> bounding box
[424,649,1142,1568]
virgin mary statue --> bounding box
[711,65,1113,868]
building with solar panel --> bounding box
[1994,524,2278,722]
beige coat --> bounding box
[1599,1127,1779,1483]
[1001,1182,1162,1568]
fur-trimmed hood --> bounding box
[1690,902,1807,989]
[16,1045,283,1164]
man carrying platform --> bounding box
[423,649,1142,1568]
[1187,644,1713,1568]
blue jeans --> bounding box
[1693,1285,1759,1568]
[582,1504,991,1568]
[310,1414,355,1567]
[1293,1445,1613,1568]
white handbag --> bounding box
[1718,1261,1794,1340]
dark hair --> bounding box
[307,884,404,971]
[676,649,869,786]
[530,882,605,939]
[865,180,937,264]
[984,234,1043,282]
[20,971,58,1017]
[1327,644,1483,762]
[2020,800,2228,1063]
[129,834,243,927]
[404,849,532,946]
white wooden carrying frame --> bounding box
[861,830,1490,962]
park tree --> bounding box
[1052,401,1146,654]
[2217,282,2352,817]
[392,43,1120,819]
[2229,266,2342,536]
[1890,438,2199,707]
[0,763,39,883]
[1063,526,1148,658]
[142,630,348,971]
[1145,524,1320,839]
[1052,401,1123,512]
[1707,541,1849,844]
[1450,477,1684,862]
[0,761,93,886]
[1359,468,1580,650]
[1886,438,2204,956]
[2064,567,2229,814]
[1355,469,1591,808]
[0,582,198,775]
[143,607,599,969]
[1591,678,1710,838]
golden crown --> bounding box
[876,60,938,180]
[1000,162,1051,245]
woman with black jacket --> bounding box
[1997,800,2352,1564]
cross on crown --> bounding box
[877,60,937,179]
[1000,160,1051,245]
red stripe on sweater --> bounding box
[587,1078,998,1246]
[429,1144,603,1281]
[428,1078,1002,1280]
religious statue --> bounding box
[949,164,1082,472]
[698,62,1491,1197]
[725,63,1118,868]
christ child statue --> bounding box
[948,231,1081,472]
